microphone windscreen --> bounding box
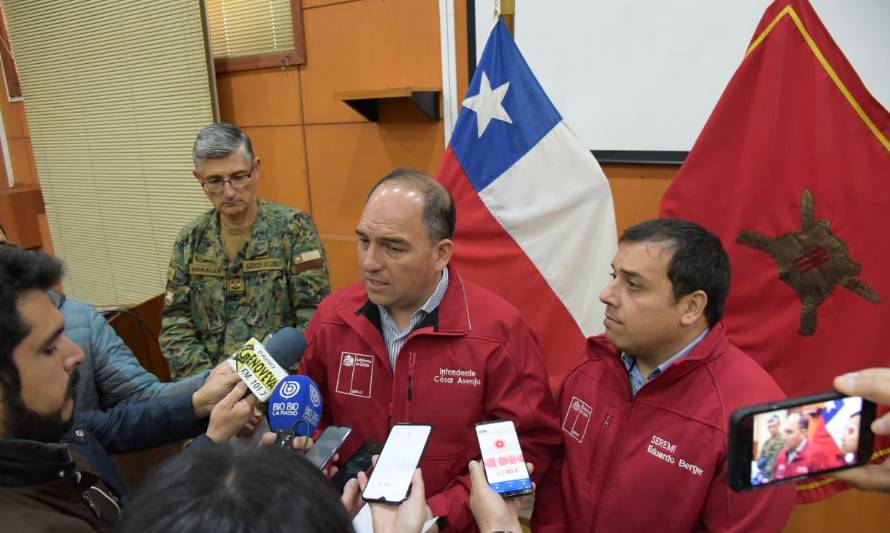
[264,327,307,369]
[268,375,323,436]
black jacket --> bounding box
[0,393,207,532]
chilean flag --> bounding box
[436,20,617,389]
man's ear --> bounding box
[680,290,708,326]
[253,157,261,182]
[434,239,453,271]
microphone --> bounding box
[268,374,323,449]
[264,326,308,369]
[227,327,307,402]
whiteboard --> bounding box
[472,1,890,153]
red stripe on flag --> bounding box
[793,247,830,272]
[437,150,586,390]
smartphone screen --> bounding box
[304,425,352,469]
[331,440,382,493]
[729,393,875,491]
[362,424,432,503]
[476,419,534,497]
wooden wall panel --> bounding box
[602,164,677,234]
[302,0,358,9]
[784,489,890,533]
[242,125,310,213]
[216,68,302,127]
[300,0,442,124]
[9,137,37,185]
[304,122,444,235]
[0,97,38,187]
[3,100,29,138]
[0,186,43,248]
[37,213,53,254]
[321,236,361,291]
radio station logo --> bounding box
[310,384,321,407]
[279,380,300,400]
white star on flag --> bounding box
[461,71,512,138]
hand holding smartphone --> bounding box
[362,423,433,503]
[728,392,876,491]
[304,425,352,469]
[331,439,382,493]
[475,419,534,497]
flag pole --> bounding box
[498,0,515,35]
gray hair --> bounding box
[192,123,255,170]
[368,168,456,243]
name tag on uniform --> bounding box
[291,249,323,273]
[189,262,225,277]
[243,258,284,272]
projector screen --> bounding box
[472,0,890,155]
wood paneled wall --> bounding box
[0,94,38,189]
[217,0,452,291]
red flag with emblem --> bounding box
[660,0,890,501]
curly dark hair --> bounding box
[0,245,65,397]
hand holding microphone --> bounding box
[267,374,324,450]
[227,326,307,402]
[206,382,259,443]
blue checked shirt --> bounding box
[378,268,449,369]
[621,328,709,396]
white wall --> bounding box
[473,1,890,152]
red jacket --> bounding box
[533,323,795,533]
[301,270,561,531]
[773,440,829,480]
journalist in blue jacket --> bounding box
[62,296,208,410]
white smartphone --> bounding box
[304,425,352,469]
[362,423,433,503]
[475,419,534,497]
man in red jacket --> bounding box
[300,168,561,531]
[774,412,829,480]
[533,219,795,533]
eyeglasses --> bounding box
[201,166,255,193]
[47,289,66,309]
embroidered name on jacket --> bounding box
[434,367,481,386]
[646,434,704,476]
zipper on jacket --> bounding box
[407,352,417,403]
[591,399,636,528]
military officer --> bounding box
[160,123,330,379]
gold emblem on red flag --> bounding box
[737,189,880,335]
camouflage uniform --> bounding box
[160,199,330,379]
[759,434,785,480]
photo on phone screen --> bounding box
[362,424,432,503]
[729,393,875,491]
[476,419,534,497]
[304,425,351,469]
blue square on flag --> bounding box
[451,20,562,192]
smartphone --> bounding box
[362,423,433,503]
[728,392,876,491]
[331,439,382,493]
[304,425,352,469]
[475,419,534,497]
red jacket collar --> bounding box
[333,267,472,340]
[587,321,730,365]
